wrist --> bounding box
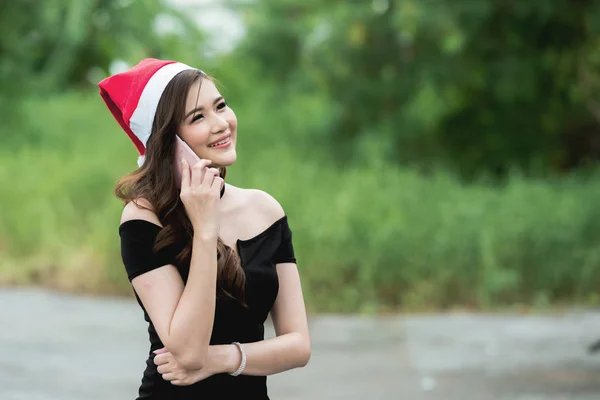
[229,342,246,376]
[211,345,240,374]
[192,232,217,245]
[225,344,242,374]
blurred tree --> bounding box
[0,0,207,88]
[0,0,40,118]
[230,0,600,178]
[0,0,204,144]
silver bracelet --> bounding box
[229,342,246,376]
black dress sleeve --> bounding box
[119,219,179,281]
[272,217,297,264]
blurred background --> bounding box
[2,0,600,399]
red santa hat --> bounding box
[98,58,197,166]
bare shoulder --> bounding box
[247,189,286,222]
[120,198,163,227]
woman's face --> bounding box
[178,78,237,167]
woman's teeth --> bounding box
[208,138,230,148]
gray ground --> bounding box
[1,287,599,400]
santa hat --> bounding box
[98,58,198,166]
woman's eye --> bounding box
[191,113,204,122]
[217,101,227,110]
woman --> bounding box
[98,58,311,399]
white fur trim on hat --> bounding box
[129,62,196,150]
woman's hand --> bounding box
[179,159,223,238]
[153,347,216,386]
[153,345,238,386]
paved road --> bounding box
[1,288,600,400]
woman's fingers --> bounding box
[162,372,175,381]
[201,167,219,188]
[157,364,169,374]
[180,159,190,188]
[182,160,222,191]
[190,159,211,188]
[154,353,168,365]
[153,347,168,355]
[211,176,224,193]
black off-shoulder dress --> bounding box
[119,215,296,400]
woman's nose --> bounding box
[211,114,228,133]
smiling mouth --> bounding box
[208,136,231,148]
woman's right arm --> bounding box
[123,160,223,370]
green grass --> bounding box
[1,91,600,313]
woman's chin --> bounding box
[208,149,237,167]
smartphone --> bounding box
[174,135,202,187]
[174,136,224,190]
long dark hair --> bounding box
[115,69,245,304]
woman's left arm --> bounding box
[225,262,311,375]
[225,193,310,375]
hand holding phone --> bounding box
[176,137,223,234]
[179,158,222,235]
[175,135,224,197]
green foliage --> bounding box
[0,0,205,147]
[2,92,600,312]
[3,0,600,312]
[5,0,600,177]
[234,0,600,178]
